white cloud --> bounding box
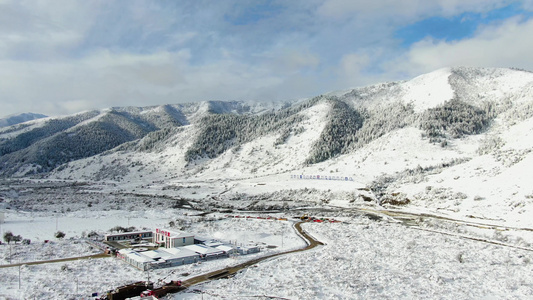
[341,53,370,77]
[384,16,533,77]
[0,47,323,116]
[0,0,532,117]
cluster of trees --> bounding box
[3,231,65,244]
[184,95,419,165]
[306,99,363,164]
[109,226,137,233]
[370,158,471,202]
[3,231,22,244]
[419,98,491,143]
[350,102,414,149]
[184,101,312,161]
[307,99,415,164]
[477,135,505,155]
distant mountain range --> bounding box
[1,67,532,179]
[0,112,47,128]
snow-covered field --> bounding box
[178,220,533,299]
[1,206,533,299]
[0,209,304,299]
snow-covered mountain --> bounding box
[2,66,533,225]
[0,112,47,127]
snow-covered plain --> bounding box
[179,221,533,299]
[1,206,533,299]
[0,209,303,299]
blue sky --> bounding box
[395,3,533,46]
[1,0,533,117]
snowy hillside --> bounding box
[1,66,533,226]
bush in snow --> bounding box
[3,231,14,244]
[477,135,505,155]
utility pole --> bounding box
[146,265,151,284]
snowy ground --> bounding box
[178,220,533,300]
[0,209,303,300]
[1,206,533,299]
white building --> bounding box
[183,244,227,260]
[237,245,261,255]
[117,249,155,270]
[105,230,153,242]
[154,228,194,248]
[118,247,200,270]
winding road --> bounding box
[181,221,324,288]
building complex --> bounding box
[108,228,260,270]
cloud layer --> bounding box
[1,0,532,116]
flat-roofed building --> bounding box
[105,230,153,242]
[117,247,200,270]
[117,249,154,270]
[183,244,228,260]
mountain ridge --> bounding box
[2,66,532,178]
[0,112,48,128]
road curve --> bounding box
[181,221,324,288]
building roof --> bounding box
[203,240,223,247]
[105,230,153,238]
[163,247,200,259]
[119,247,199,265]
[215,245,235,252]
[141,250,171,260]
[119,249,153,263]
[183,244,225,256]
[156,228,194,239]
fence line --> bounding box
[290,174,354,181]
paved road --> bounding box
[0,253,110,269]
[181,221,323,288]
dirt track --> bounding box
[0,253,110,269]
[352,206,533,252]
[181,221,323,288]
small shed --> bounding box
[237,245,260,255]
[216,244,237,255]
